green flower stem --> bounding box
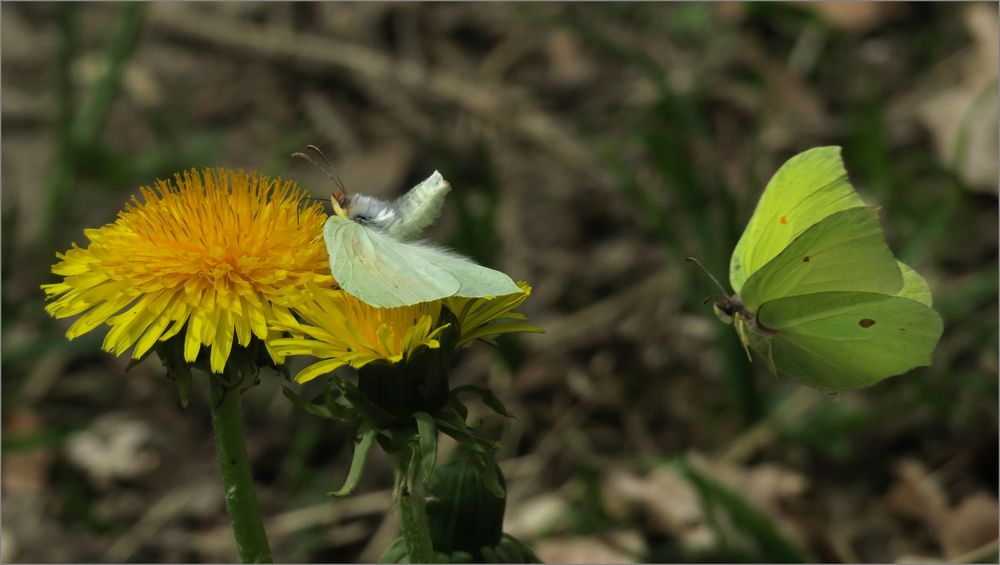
[209,377,273,563]
[395,432,435,563]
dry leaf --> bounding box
[940,492,999,559]
[535,531,644,564]
[65,413,160,487]
[805,2,906,34]
[913,4,999,193]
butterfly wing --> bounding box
[755,291,943,389]
[324,215,461,308]
[407,244,522,299]
[896,261,933,306]
[739,207,903,310]
[730,146,865,293]
[388,171,451,241]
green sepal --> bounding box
[480,545,500,563]
[282,384,360,426]
[402,437,421,496]
[375,432,395,453]
[328,423,378,497]
[174,365,193,408]
[414,411,438,483]
[335,379,398,430]
[124,346,155,372]
[435,407,502,453]
[152,335,194,407]
[459,321,543,345]
[451,385,515,418]
[448,550,475,563]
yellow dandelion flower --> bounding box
[271,282,539,383]
[42,168,335,373]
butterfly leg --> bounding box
[734,317,753,362]
[764,338,777,376]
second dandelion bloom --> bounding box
[270,282,539,384]
[42,168,335,373]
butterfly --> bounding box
[692,146,943,389]
[301,149,520,308]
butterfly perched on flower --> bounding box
[296,148,520,308]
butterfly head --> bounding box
[339,194,399,232]
[713,295,743,325]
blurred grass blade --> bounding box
[45,3,146,244]
[673,458,807,562]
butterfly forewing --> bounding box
[730,146,864,293]
[739,207,903,310]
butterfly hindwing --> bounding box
[406,243,522,299]
[324,215,461,308]
[730,146,864,293]
[739,207,903,310]
[756,291,943,389]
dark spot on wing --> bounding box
[859,318,876,328]
[803,256,810,262]
[780,215,788,224]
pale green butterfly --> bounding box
[692,146,943,390]
[316,160,520,308]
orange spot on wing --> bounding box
[780,215,788,224]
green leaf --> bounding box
[414,411,438,483]
[451,385,515,418]
[328,424,378,497]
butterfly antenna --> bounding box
[685,257,729,296]
[306,144,349,197]
[292,148,348,202]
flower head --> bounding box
[42,168,334,373]
[271,282,538,383]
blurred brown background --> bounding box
[2,2,998,563]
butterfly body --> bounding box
[714,147,943,390]
[324,171,520,308]
[343,171,451,241]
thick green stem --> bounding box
[209,378,273,563]
[395,434,435,563]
